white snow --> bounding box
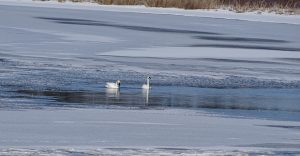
[0,0,299,82]
[0,108,299,151]
[99,47,300,58]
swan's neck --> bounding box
[147,79,150,86]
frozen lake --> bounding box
[0,0,300,155]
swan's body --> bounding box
[105,80,121,89]
[142,77,151,89]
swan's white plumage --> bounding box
[105,80,121,89]
[142,84,150,89]
[142,77,151,89]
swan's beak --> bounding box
[148,77,151,79]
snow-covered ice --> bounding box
[0,108,300,155]
[1,0,300,85]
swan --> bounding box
[105,80,121,89]
[142,76,151,89]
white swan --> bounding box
[105,80,121,89]
[142,76,151,89]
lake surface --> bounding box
[1,2,300,155]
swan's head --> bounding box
[147,76,151,80]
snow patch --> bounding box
[99,47,300,59]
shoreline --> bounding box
[0,0,300,25]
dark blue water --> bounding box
[1,83,300,120]
[0,54,300,122]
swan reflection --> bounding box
[142,88,150,105]
[105,88,120,99]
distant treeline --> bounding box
[41,0,300,13]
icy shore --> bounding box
[0,108,300,155]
